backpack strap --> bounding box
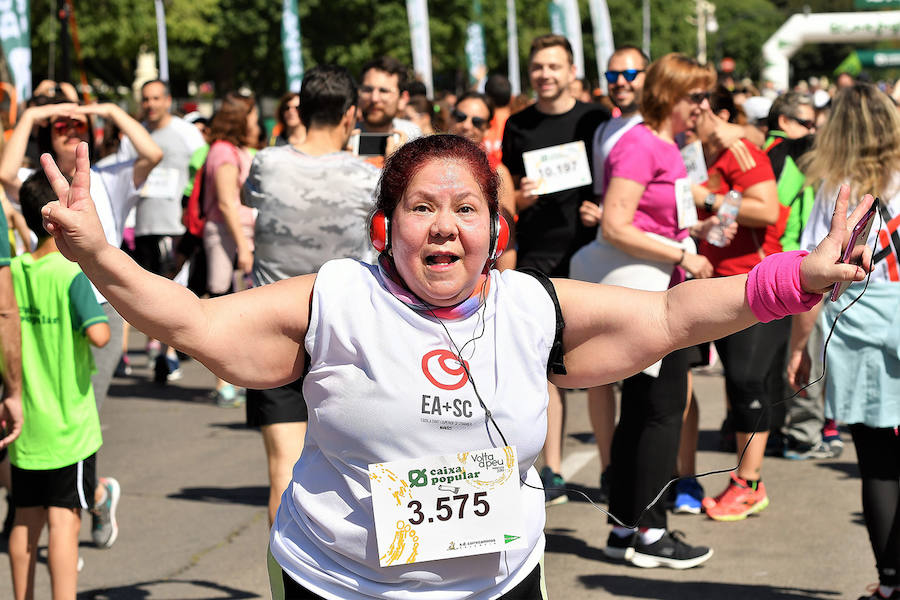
[517,267,567,376]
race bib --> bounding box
[675,177,698,230]
[141,166,181,199]
[369,446,525,566]
[680,140,708,185]
[522,141,592,196]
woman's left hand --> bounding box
[799,185,875,294]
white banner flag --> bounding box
[0,0,31,100]
[588,0,615,93]
[548,0,585,78]
[154,0,169,83]
[406,0,434,98]
[506,0,520,95]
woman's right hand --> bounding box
[25,102,79,125]
[579,200,603,227]
[40,142,110,263]
[681,252,714,279]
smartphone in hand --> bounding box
[349,132,392,157]
[830,198,878,302]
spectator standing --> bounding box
[132,80,206,382]
[201,92,260,406]
[501,34,610,504]
[790,83,900,600]
[763,92,834,460]
[571,46,648,504]
[242,65,380,525]
[271,92,306,147]
[357,56,422,142]
[7,172,110,600]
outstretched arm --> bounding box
[40,143,311,389]
[551,185,873,389]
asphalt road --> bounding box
[0,336,875,599]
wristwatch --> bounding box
[704,193,717,214]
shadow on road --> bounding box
[578,574,842,600]
[109,382,210,403]
[169,486,267,506]
[77,578,260,599]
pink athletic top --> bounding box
[202,140,255,228]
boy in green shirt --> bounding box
[7,172,110,600]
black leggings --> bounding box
[608,348,690,530]
[850,424,900,587]
[715,318,790,433]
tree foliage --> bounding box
[20,0,900,100]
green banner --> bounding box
[0,0,31,100]
[835,49,900,75]
[855,0,900,9]
[465,0,487,86]
[281,0,303,93]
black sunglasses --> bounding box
[786,114,815,130]
[605,69,643,84]
[685,91,711,105]
[451,108,489,129]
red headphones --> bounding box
[369,209,509,262]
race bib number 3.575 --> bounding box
[369,446,525,566]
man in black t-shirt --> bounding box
[502,34,609,278]
[502,34,609,506]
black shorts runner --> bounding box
[246,378,308,427]
[11,452,97,509]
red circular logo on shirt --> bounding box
[421,350,470,391]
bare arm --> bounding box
[550,187,873,389]
[0,264,22,449]
[0,104,78,199]
[77,104,162,187]
[495,164,517,270]
[786,300,823,391]
[692,177,779,228]
[214,161,254,274]
[40,143,311,389]
[85,322,111,348]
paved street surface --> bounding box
[1,334,874,599]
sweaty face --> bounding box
[360,69,401,129]
[607,51,645,114]
[141,82,172,125]
[529,46,576,104]
[390,160,491,307]
[449,98,491,145]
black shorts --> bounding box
[11,452,97,509]
[134,234,178,277]
[246,378,308,427]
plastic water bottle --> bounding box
[707,190,742,247]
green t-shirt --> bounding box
[9,252,107,469]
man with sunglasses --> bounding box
[763,92,834,461]
[501,34,610,506]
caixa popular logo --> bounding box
[421,349,469,391]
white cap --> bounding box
[813,89,831,109]
[742,96,773,125]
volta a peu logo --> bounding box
[421,349,470,391]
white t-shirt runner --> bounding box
[270,259,558,599]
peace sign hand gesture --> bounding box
[39,142,109,264]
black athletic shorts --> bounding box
[246,378,308,427]
[11,452,97,509]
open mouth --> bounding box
[426,254,460,266]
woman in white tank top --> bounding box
[38,130,872,599]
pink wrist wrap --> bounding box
[746,250,822,323]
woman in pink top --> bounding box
[202,92,260,405]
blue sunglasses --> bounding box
[605,69,643,84]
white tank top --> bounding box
[270,259,558,599]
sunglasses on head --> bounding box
[786,114,815,130]
[685,91,711,105]
[52,119,88,134]
[451,108,489,129]
[605,69,643,84]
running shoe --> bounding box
[629,530,713,569]
[214,384,245,408]
[603,530,636,561]
[92,476,121,548]
[858,584,900,599]
[783,439,833,460]
[673,477,704,514]
[114,354,132,377]
[705,474,768,522]
[165,355,183,382]
[539,466,568,506]
[146,339,161,363]
[823,419,844,458]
